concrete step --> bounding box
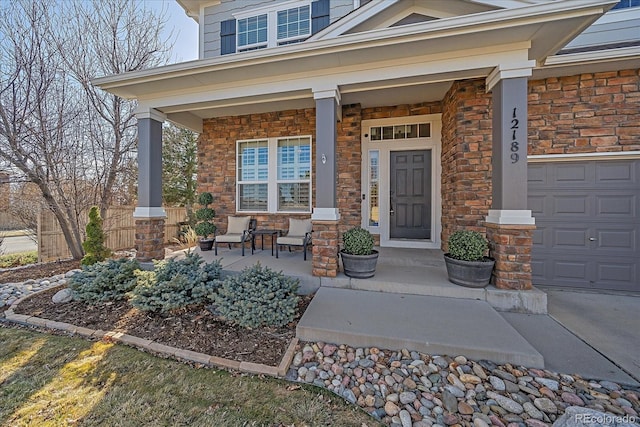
[297,287,544,368]
[321,264,547,314]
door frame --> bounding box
[361,114,442,249]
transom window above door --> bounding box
[235,1,311,52]
[369,122,431,141]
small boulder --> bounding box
[52,288,73,304]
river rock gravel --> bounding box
[287,341,640,427]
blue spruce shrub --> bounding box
[214,263,299,329]
[69,258,140,301]
[129,253,222,313]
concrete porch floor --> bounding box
[193,246,546,314]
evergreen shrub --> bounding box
[129,253,222,313]
[81,206,111,265]
[69,258,140,301]
[213,263,299,329]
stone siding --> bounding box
[528,69,640,154]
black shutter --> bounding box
[311,0,330,35]
[220,18,236,55]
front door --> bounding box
[390,150,431,239]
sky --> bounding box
[144,0,199,63]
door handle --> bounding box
[589,237,597,241]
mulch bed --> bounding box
[13,286,312,367]
[0,259,80,284]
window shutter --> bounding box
[220,18,236,55]
[311,0,330,35]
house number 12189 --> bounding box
[510,107,520,163]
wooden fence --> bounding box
[38,206,188,262]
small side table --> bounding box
[252,229,280,256]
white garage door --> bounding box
[528,159,639,292]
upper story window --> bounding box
[221,0,330,55]
[237,14,268,50]
[277,5,311,44]
[235,2,311,52]
[612,0,640,9]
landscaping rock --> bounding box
[52,288,73,304]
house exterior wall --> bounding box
[197,68,639,258]
[441,79,493,249]
[528,69,640,154]
[202,0,354,59]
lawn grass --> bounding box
[0,327,378,426]
[0,251,38,268]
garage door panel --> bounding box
[597,262,636,286]
[554,228,588,248]
[532,227,545,246]
[554,260,588,280]
[596,161,635,183]
[555,163,589,183]
[528,195,545,215]
[596,229,637,251]
[528,159,639,292]
[596,194,637,216]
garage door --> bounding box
[528,159,639,292]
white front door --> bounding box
[361,114,442,249]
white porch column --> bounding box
[485,63,536,290]
[312,88,341,221]
[134,107,166,262]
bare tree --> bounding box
[0,0,171,259]
[58,0,172,218]
[0,0,86,258]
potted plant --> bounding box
[194,192,216,251]
[444,230,495,288]
[340,226,379,278]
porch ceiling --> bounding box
[93,0,614,131]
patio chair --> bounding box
[214,216,256,256]
[276,218,312,260]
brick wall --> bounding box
[441,79,493,249]
[199,109,316,233]
[528,69,640,154]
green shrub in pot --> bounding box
[447,230,488,261]
[342,226,375,255]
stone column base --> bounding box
[135,218,165,262]
[311,220,339,277]
[485,222,536,290]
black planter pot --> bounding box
[340,250,379,278]
[199,238,214,251]
[444,254,495,288]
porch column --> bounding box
[134,107,167,263]
[485,65,536,290]
[312,88,341,277]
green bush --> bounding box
[0,251,38,268]
[447,230,488,261]
[194,192,216,239]
[69,258,140,301]
[213,263,299,329]
[342,226,375,255]
[128,253,222,313]
[81,206,111,265]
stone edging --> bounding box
[4,290,298,379]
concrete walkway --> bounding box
[297,287,544,368]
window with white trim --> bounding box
[235,1,311,52]
[237,137,312,213]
